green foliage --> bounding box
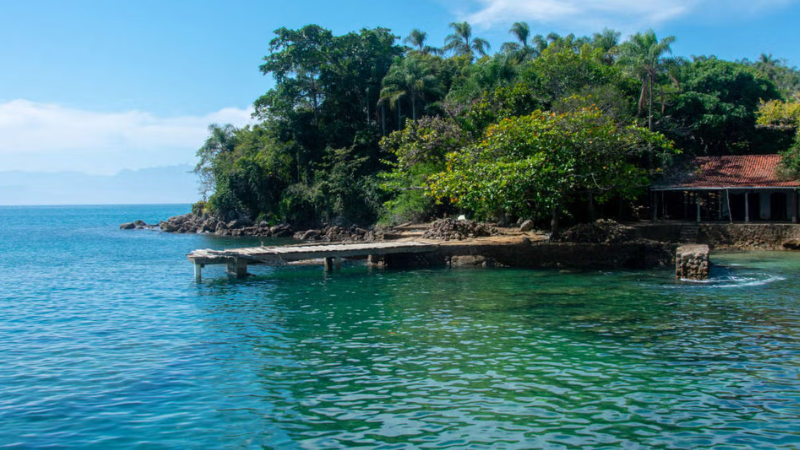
[192,23,793,228]
[666,58,785,154]
[427,106,675,226]
[378,117,470,223]
[757,100,800,178]
[380,54,445,121]
[191,201,207,216]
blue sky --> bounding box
[1,0,799,177]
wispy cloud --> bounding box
[0,100,255,175]
[462,0,795,30]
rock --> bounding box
[270,224,293,237]
[519,219,535,232]
[120,222,136,230]
[423,218,497,241]
[783,239,800,250]
[559,219,633,244]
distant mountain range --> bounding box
[0,165,200,205]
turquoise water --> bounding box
[2,205,800,449]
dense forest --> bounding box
[193,22,800,232]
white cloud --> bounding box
[462,0,795,29]
[0,100,255,175]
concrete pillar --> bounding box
[324,257,334,272]
[194,263,202,282]
[793,190,798,223]
[226,258,248,278]
[676,245,710,280]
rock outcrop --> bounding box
[423,219,497,241]
[559,219,634,244]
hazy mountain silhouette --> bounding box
[0,165,199,205]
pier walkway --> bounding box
[187,240,439,280]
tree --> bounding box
[379,54,444,122]
[501,22,536,61]
[378,116,471,223]
[194,123,238,201]
[427,106,674,236]
[757,99,800,177]
[666,58,785,154]
[617,30,676,131]
[591,28,620,65]
[444,22,490,59]
[404,29,439,55]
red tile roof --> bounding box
[655,155,800,189]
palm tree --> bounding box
[444,22,490,59]
[404,29,427,51]
[379,55,444,123]
[501,22,536,61]
[618,30,676,131]
[591,28,620,65]
[404,29,441,55]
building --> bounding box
[651,155,799,223]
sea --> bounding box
[1,204,800,449]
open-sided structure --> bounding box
[651,155,799,223]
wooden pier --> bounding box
[187,240,439,280]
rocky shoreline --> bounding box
[121,213,508,242]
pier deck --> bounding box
[187,240,439,280]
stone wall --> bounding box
[699,224,800,250]
[675,245,710,280]
[634,223,800,250]
[396,240,678,270]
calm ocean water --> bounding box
[1,205,800,449]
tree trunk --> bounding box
[550,198,563,240]
[648,72,653,132]
[588,192,595,221]
[381,104,386,136]
[412,98,417,121]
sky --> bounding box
[1,0,799,202]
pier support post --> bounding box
[324,256,342,272]
[226,258,248,278]
[194,263,203,282]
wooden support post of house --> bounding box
[696,195,701,223]
[745,192,750,223]
[652,191,658,221]
[226,258,248,278]
[726,189,732,224]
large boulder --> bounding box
[519,219,535,232]
[120,222,136,230]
